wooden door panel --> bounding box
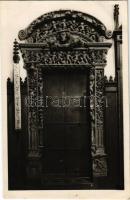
[64,107,87,123]
[44,71,64,123]
[44,107,64,123]
[65,125,88,150]
[65,71,87,96]
[44,71,64,96]
[42,69,91,178]
[43,150,65,174]
[65,150,88,176]
[44,125,65,149]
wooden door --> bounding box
[42,69,91,179]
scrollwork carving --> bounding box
[18,29,27,40]
[18,10,112,42]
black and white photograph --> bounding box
[0,0,129,199]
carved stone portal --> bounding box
[18,10,112,177]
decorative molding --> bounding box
[104,76,117,84]
[19,42,112,48]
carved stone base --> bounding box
[26,160,42,181]
[26,151,42,180]
[28,150,41,159]
[92,154,107,177]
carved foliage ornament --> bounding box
[18,10,112,43]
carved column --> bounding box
[113,4,123,185]
[93,68,107,176]
[89,49,109,177]
[27,67,41,158]
[25,66,42,180]
[37,68,44,147]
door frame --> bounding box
[17,10,112,178]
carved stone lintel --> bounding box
[26,157,42,180]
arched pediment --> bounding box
[18,10,112,45]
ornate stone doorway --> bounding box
[16,10,112,187]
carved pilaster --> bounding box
[37,68,44,147]
[92,69,107,177]
[89,67,95,148]
[27,68,41,158]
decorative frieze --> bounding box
[21,49,108,66]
